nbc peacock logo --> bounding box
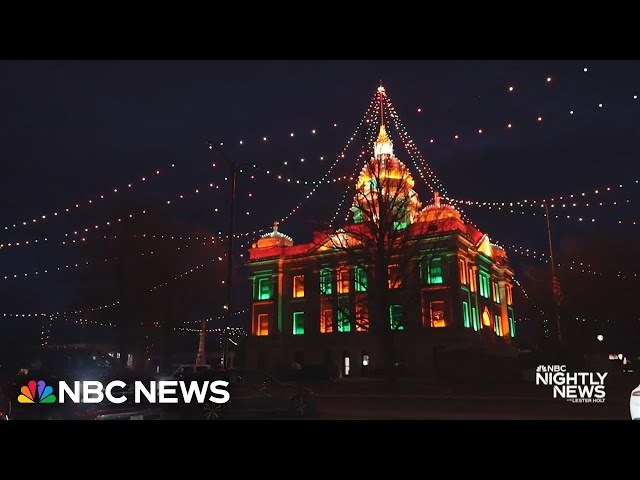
[18,380,57,404]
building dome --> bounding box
[415,192,462,223]
[253,221,294,248]
[351,92,421,229]
[355,155,416,191]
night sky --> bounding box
[1,60,639,341]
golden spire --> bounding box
[376,123,391,145]
[374,84,393,157]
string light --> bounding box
[0,183,219,252]
[21,309,251,330]
[274,90,381,228]
[513,276,551,338]
[0,246,169,282]
[182,309,248,325]
[329,109,380,227]
[384,94,448,195]
[444,180,636,208]
[383,90,482,232]
[0,209,148,251]
[1,166,169,232]
[176,326,249,334]
[499,240,639,280]
[2,257,224,319]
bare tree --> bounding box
[69,201,226,371]
[322,124,447,388]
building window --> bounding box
[293,312,305,335]
[389,304,404,331]
[471,306,479,331]
[479,271,490,299]
[469,268,477,293]
[508,307,515,337]
[337,267,350,294]
[388,264,401,288]
[362,354,370,366]
[355,304,369,332]
[320,268,332,295]
[428,258,443,284]
[257,277,271,300]
[462,301,470,328]
[343,355,350,377]
[256,313,269,336]
[320,309,333,334]
[491,281,500,303]
[459,259,467,285]
[506,284,513,305]
[494,314,501,336]
[430,301,446,328]
[293,274,305,298]
[482,307,491,327]
[355,265,368,292]
[338,296,350,332]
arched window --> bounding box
[482,306,492,328]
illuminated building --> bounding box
[244,95,516,379]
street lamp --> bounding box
[196,140,258,369]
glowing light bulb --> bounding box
[546,77,552,82]
[290,132,294,137]
[417,108,422,113]
[454,134,459,139]
[430,139,434,143]
[570,110,574,115]
[239,140,243,145]
[333,123,337,127]
[537,116,543,122]
[598,103,603,108]
[507,123,512,128]
[583,67,588,72]
[478,129,483,134]
[262,137,267,141]
[312,129,316,134]
[508,86,514,92]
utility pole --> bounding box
[544,201,563,343]
[223,158,236,369]
[196,141,256,369]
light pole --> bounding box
[544,201,563,343]
[196,140,257,369]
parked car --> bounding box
[5,346,162,420]
[631,383,640,420]
[164,368,316,420]
[163,364,212,380]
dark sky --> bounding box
[1,60,639,332]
